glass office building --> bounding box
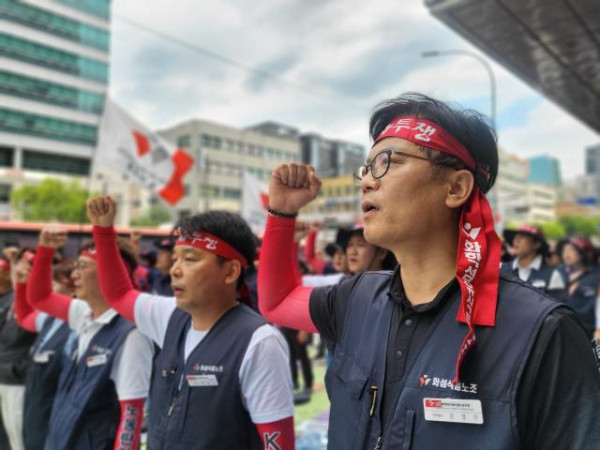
[0,0,110,217]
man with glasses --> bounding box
[258,93,600,449]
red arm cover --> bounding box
[27,247,71,321]
[14,282,39,332]
[303,231,325,274]
[93,226,140,323]
[258,215,316,333]
[113,398,144,450]
[255,416,295,450]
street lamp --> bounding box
[421,50,496,132]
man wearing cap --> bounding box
[86,196,295,449]
[258,93,600,449]
[501,225,567,300]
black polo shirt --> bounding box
[310,268,600,449]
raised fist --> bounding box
[86,195,117,228]
[40,225,67,249]
[14,259,31,283]
[269,164,321,215]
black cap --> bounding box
[154,238,175,251]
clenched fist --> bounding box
[269,164,321,214]
[86,195,117,228]
[40,225,67,249]
[14,259,31,283]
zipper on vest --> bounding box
[373,435,383,450]
[168,373,184,417]
[369,385,379,417]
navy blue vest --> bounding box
[500,260,565,299]
[45,314,134,450]
[147,304,267,449]
[562,268,600,339]
[325,272,560,450]
[23,316,71,450]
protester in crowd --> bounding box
[557,237,600,340]
[86,196,295,449]
[258,93,600,449]
[501,224,567,300]
[149,238,175,296]
[0,253,36,450]
[545,243,562,267]
[324,242,347,274]
[13,255,75,450]
[27,227,153,449]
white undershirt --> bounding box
[67,299,154,400]
[134,293,294,424]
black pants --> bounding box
[281,328,313,390]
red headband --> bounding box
[177,231,248,269]
[0,260,10,271]
[376,116,501,383]
[80,248,97,260]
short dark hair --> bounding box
[369,92,498,193]
[174,211,257,278]
[79,239,138,275]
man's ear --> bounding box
[445,169,475,209]
[224,259,242,286]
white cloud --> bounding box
[108,0,599,179]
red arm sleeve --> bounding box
[93,226,140,323]
[255,416,295,450]
[27,247,71,321]
[112,398,144,450]
[258,215,316,333]
[14,282,39,332]
[303,231,325,274]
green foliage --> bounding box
[130,204,172,227]
[558,215,600,237]
[10,178,92,223]
[535,222,566,240]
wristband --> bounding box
[267,208,298,219]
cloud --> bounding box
[108,0,598,179]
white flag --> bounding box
[95,98,194,205]
[241,171,269,236]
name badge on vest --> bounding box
[531,279,546,289]
[86,353,108,367]
[33,350,54,364]
[423,398,483,425]
[186,374,219,387]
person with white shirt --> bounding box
[27,227,153,450]
[501,224,566,300]
[86,196,295,450]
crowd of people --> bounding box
[0,93,599,449]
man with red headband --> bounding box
[258,93,600,449]
[27,227,153,450]
[86,196,294,450]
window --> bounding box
[23,150,90,175]
[0,33,108,82]
[0,147,13,167]
[55,0,110,19]
[223,188,241,199]
[0,1,110,50]
[177,135,191,148]
[0,108,97,145]
[0,70,104,113]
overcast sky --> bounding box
[109,0,599,180]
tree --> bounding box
[11,178,93,223]
[535,221,566,240]
[130,204,172,227]
[558,215,600,237]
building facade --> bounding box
[527,155,562,187]
[0,0,110,220]
[299,174,360,226]
[300,133,364,178]
[159,119,302,217]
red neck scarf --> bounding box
[376,116,501,383]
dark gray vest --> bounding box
[562,268,600,339]
[325,272,560,450]
[23,316,71,450]
[45,314,134,450]
[147,304,267,450]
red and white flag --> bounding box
[95,99,194,205]
[241,171,269,236]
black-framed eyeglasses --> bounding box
[355,149,435,180]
